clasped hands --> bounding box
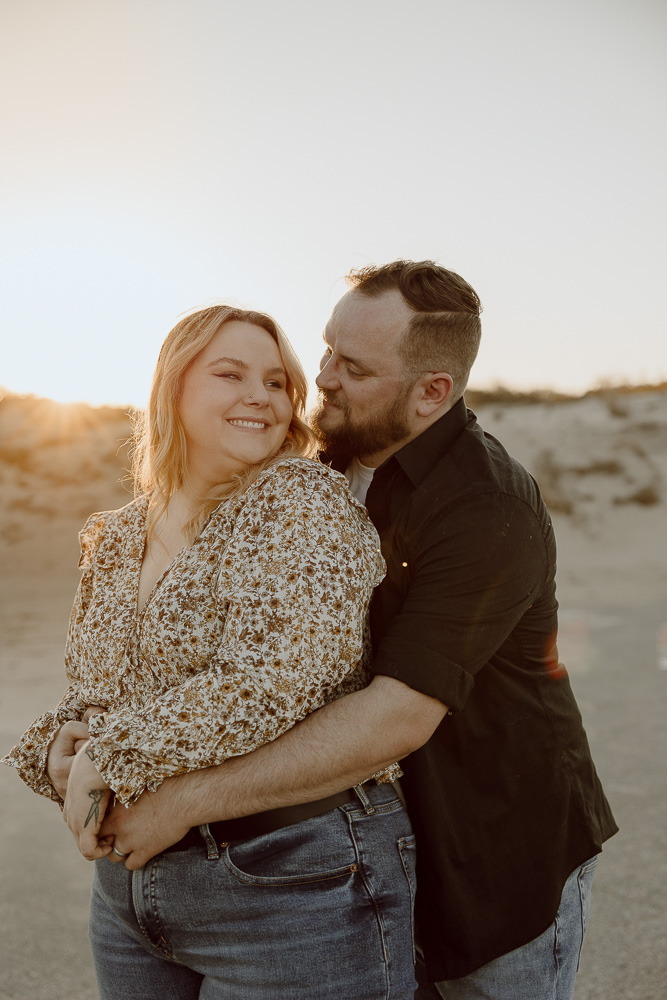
[47,709,113,861]
[46,709,192,868]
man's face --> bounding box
[312,288,418,467]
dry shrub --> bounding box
[571,460,623,477]
[0,522,27,544]
[613,485,661,507]
[633,421,660,432]
[0,446,35,472]
[615,438,647,459]
[532,451,574,515]
[604,396,629,418]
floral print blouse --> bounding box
[3,457,386,806]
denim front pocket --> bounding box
[221,808,360,886]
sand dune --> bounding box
[467,386,667,607]
[0,394,133,572]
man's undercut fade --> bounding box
[347,260,482,401]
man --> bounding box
[50,260,617,998]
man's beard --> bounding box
[311,388,412,460]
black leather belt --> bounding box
[163,788,357,853]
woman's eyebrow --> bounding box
[205,356,249,369]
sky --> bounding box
[1,0,666,408]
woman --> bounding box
[3,305,417,1000]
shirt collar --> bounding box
[375,396,472,488]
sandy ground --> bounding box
[1,388,666,999]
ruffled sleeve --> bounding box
[88,460,385,805]
[77,511,107,570]
[1,512,109,803]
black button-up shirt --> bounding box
[356,398,617,981]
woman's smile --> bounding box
[227,417,271,430]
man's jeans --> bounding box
[416,856,598,1000]
[89,782,418,1000]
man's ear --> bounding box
[414,372,454,417]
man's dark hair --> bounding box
[347,260,482,401]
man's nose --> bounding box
[316,357,341,390]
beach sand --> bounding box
[1,388,666,999]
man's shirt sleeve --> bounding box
[371,492,551,711]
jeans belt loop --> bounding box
[352,783,376,814]
[199,823,220,859]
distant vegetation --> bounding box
[465,381,667,408]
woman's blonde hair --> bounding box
[132,304,316,542]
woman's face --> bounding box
[178,321,293,488]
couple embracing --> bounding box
[4,259,616,1000]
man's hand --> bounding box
[46,721,91,800]
[99,776,193,870]
[63,743,113,861]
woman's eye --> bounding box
[215,371,241,380]
[267,380,286,390]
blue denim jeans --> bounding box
[417,856,598,1000]
[89,782,417,1000]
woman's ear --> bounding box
[414,372,454,417]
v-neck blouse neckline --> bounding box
[132,495,232,618]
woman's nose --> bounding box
[243,382,270,405]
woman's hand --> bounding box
[63,742,113,861]
[46,721,91,800]
[45,707,108,800]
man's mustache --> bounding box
[317,389,349,412]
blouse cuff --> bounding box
[87,716,150,806]
[1,713,68,805]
